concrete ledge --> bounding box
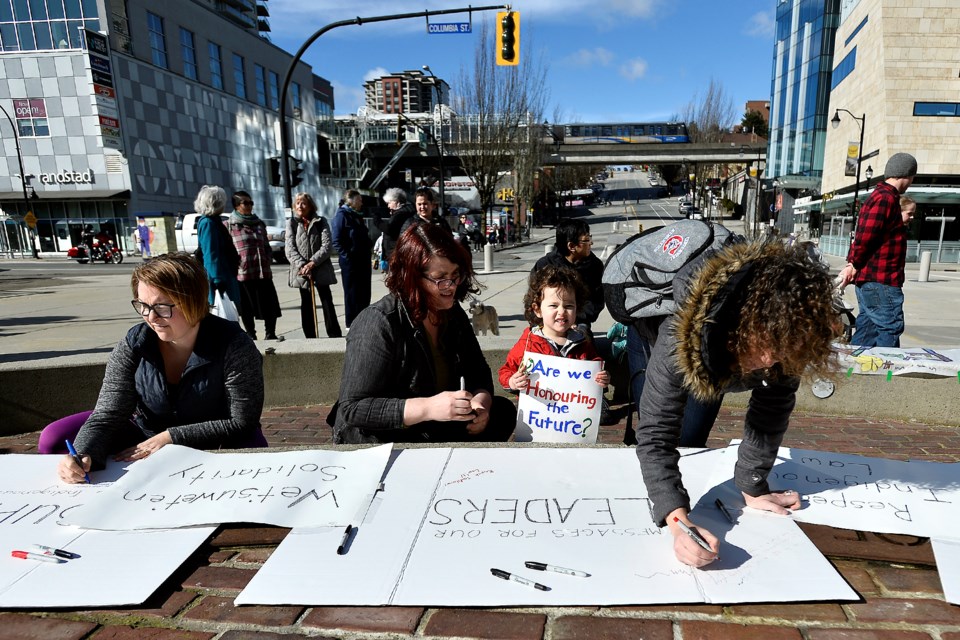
[2,340,958,436]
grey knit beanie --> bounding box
[884,153,918,178]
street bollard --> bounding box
[919,250,932,282]
[484,243,493,273]
[612,220,619,232]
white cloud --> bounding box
[564,47,614,68]
[619,58,648,82]
[332,82,367,115]
[363,66,390,82]
[745,11,775,39]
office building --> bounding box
[363,69,449,115]
[0,0,328,256]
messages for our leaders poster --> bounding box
[514,351,603,443]
[62,444,393,530]
[0,455,213,608]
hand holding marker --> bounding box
[65,439,90,484]
[673,516,714,552]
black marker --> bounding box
[490,568,550,591]
[336,524,353,555]
[673,517,713,553]
[714,499,735,524]
[30,544,79,560]
[524,561,590,577]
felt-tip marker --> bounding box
[715,498,735,524]
[524,561,590,578]
[490,568,550,591]
[336,525,353,555]
[11,550,65,564]
[64,439,90,484]
[30,544,78,560]
[673,517,714,553]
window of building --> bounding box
[268,70,279,110]
[146,11,167,68]
[830,47,856,90]
[208,42,223,90]
[914,102,960,117]
[291,82,301,117]
[180,27,197,80]
[254,64,266,106]
[13,97,49,137]
[844,15,868,47]
[0,0,99,51]
[232,53,246,99]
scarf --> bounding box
[230,210,263,226]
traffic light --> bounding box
[289,156,304,189]
[266,156,280,187]
[495,11,519,66]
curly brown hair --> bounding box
[523,265,589,327]
[729,242,841,380]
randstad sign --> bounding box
[38,169,94,185]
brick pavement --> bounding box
[2,404,960,639]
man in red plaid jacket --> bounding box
[837,152,918,347]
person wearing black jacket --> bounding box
[380,188,415,270]
[532,218,605,330]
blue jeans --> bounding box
[853,282,904,348]
[626,324,722,447]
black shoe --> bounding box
[599,397,617,426]
[265,333,284,342]
[247,331,258,340]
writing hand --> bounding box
[743,489,801,515]
[115,431,173,462]
[432,391,477,423]
[57,453,92,484]
[667,509,719,568]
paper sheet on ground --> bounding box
[703,443,960,538]
[514,351,602,443]
[237,448,452,605]
[62,444,392,530]
[0,455,212,608]
[836,344,960,377]
[240,447,853,606]
[932,538,960,605]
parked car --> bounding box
[679,202,696,216]
[176,213,287,263]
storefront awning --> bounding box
[0,189,130,200]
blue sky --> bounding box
[268,0,776,123]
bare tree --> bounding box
[451,20,549,231]
[682,78,738,212]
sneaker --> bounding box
[599,397,617,426]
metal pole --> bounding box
[422,67,445,212]
[0,104,38,258]
[278,5,508,211]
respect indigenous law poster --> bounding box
[514,352,603,444]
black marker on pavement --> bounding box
[673,517,713,553]
[524,561,590,577]
[490,568,550,591]
[336,525,353,555]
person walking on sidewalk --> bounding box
[331,189,372,328]
[837,152,918,347]
[228,190,282,341]
[286,192,342,339]
[380,188,415,271]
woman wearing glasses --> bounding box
[48,253,267,483]
[331,224,516,444]
[229,190,283,341]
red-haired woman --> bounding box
[331,223,515,444]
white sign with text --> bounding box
[514,351,603,443]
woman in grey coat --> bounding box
[286,192,342,338]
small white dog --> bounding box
[469,298,499,336]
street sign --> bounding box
[427,22,471,34]
[24,212,36,229]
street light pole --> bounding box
[421,65,445,212]
[0,104,38,258]
[739,145,763,240]
[831,108,866,247]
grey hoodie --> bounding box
[634,241,801,526]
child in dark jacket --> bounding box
[499,265,610,391]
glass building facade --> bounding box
[768,0,841,181]
[0,0,100,51]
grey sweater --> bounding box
[73,315,264,468]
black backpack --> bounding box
[602,219,734,325]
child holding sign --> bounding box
[499,265,610,391]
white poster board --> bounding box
[237,448,452,606]
[703,443,960,538]
[514,352,603,443]
[835,344,960,377]
[931,538,960,605]
[0,455,212,608]
[62,444,392,530]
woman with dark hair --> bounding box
[332,223,516,444]
[49,252,267,483]
[229,190,282,341]
[399,186,453,236]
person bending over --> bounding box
[634,241,839,567]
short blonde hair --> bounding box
[131,253,210,325]
[294,192,317,216]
